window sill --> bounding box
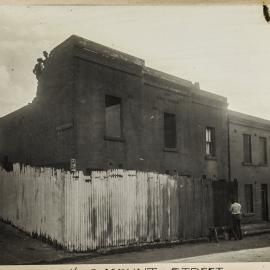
[205,155,217,160]
[104,136,125,143]
[242,162,254,166]
[163,147,178,153]
[258,163,268,167]
[242,162,268,167]
[243,212,255,217]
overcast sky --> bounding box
[0,5,270,119]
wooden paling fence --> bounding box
[0,164,213,251]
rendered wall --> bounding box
[0,39,75,169]
[229,111,270,223]
[73,49,228,179]
[0,35,228,180]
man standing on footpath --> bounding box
[230,199,243,240]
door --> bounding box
[212,180,238,226]
[261,184,269,221]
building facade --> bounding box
[0,35,269,224]
[0,35,228,180]
[229,111,270,223]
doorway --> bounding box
[212,180,238,226]
[261,184,269,221]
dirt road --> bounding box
[0,221,269,265]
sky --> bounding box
[0,5,270,119]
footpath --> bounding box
[0,221,269,264]
[161,246,270,263]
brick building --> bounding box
[0,35,229,180]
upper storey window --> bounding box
[105,95,122,138]
[164,113,177,148]
[206,127,215,156]
[243,134,252,163]
[259,136,267,165]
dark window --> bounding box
[244,184,254,213]
[164,113,176,148]
[105,95,121,138]
[243,134,252,163]
[259,137,267,164]
[206,127,215,156]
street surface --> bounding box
[0,221,269,264]
[0,221,80,264]
[161,246,270,262]
[69,238,270,264]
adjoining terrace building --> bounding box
[0,35,269,223]
[229,111,270,222]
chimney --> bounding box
[194,82,200,89]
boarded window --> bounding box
[244,184,254,213]
[259,137,267,164]
[164,113,176,148]
[206,127,215,156]
[105,95,121,138]
[243,134,252,163]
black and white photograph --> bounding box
[0,2,270,267]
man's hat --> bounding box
[37,58,43,62]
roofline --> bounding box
[53,34,145,67]
[143,66,193,88]
[1,34,229,120]
[0,104,31,121]
[229,110,270,123]
[191,87,227,103]
[55,35,227,103]
[229,110,270,130]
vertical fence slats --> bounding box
[0,164,214,251]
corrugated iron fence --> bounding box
[0,164,213,251]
